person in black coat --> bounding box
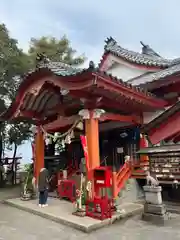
[38,168,49,207]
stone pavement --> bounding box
[4,197,143,232]
[1,203,180,240]
[0,186,20,201]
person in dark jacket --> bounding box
[38,168,49,207]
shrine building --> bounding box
[2,37,180,205]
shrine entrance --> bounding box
[99,127,140,170]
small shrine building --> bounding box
[2,37,180,197]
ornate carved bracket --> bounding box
[78,109,105,119]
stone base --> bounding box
[4,198,143,233]
[143,185,162,205]
[142,212,169,225]
[144,203,166,215]
[72,208,86,217]
[20,192,32,201]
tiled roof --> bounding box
[35,61,168,107]
[142,100,180,133]
[33,61,85,76]
[104,37,179,68]
[45,58,180,90]
[23,60,164,101]
[127,63,180,86]
[102,37,180,86]
[137,144,180,154]
[1,59,167,121]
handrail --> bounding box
[114,161,132,198]
[117,167,130,186]
[116,162,129,179]
[58,161,79,179]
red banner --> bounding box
[80,135,89,171]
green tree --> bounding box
[0,24,32,99]
[0,24,32,161]
[28,36,86,66]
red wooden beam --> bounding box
[173,133,180,143]
[148,112,180,144]
[2,66,168,122]
[146,76,180,91]
[164,131,180,142]
[155,80,180,94]
[36,114,58,126]
[43,115,78,132]
[94,73,167,108]
[19,102,81,121]
[100,113,142,124]
[19,110,42,119]
[70,90,146,113]
[41,103,81,116]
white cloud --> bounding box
[0,0,104,63]
[1,0,180,63]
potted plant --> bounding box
[21,164,35,200]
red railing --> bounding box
[57,160,79,180]
[113,161,132,198]
[131,160,149,179]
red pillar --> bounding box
[85,112,100,171]
[34,127,44,181]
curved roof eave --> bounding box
[0,61,168,121]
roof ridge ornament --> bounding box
[36,52,50,68]
[140,41,161,58]
[104,37,117,49]
[89,60,95,69]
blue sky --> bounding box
[1,0,180,162]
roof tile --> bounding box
[23,60,166,104]
[104,37,179,68]
[128,63,180,86]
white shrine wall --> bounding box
[102,54,172,126]
[105,55,156,82]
